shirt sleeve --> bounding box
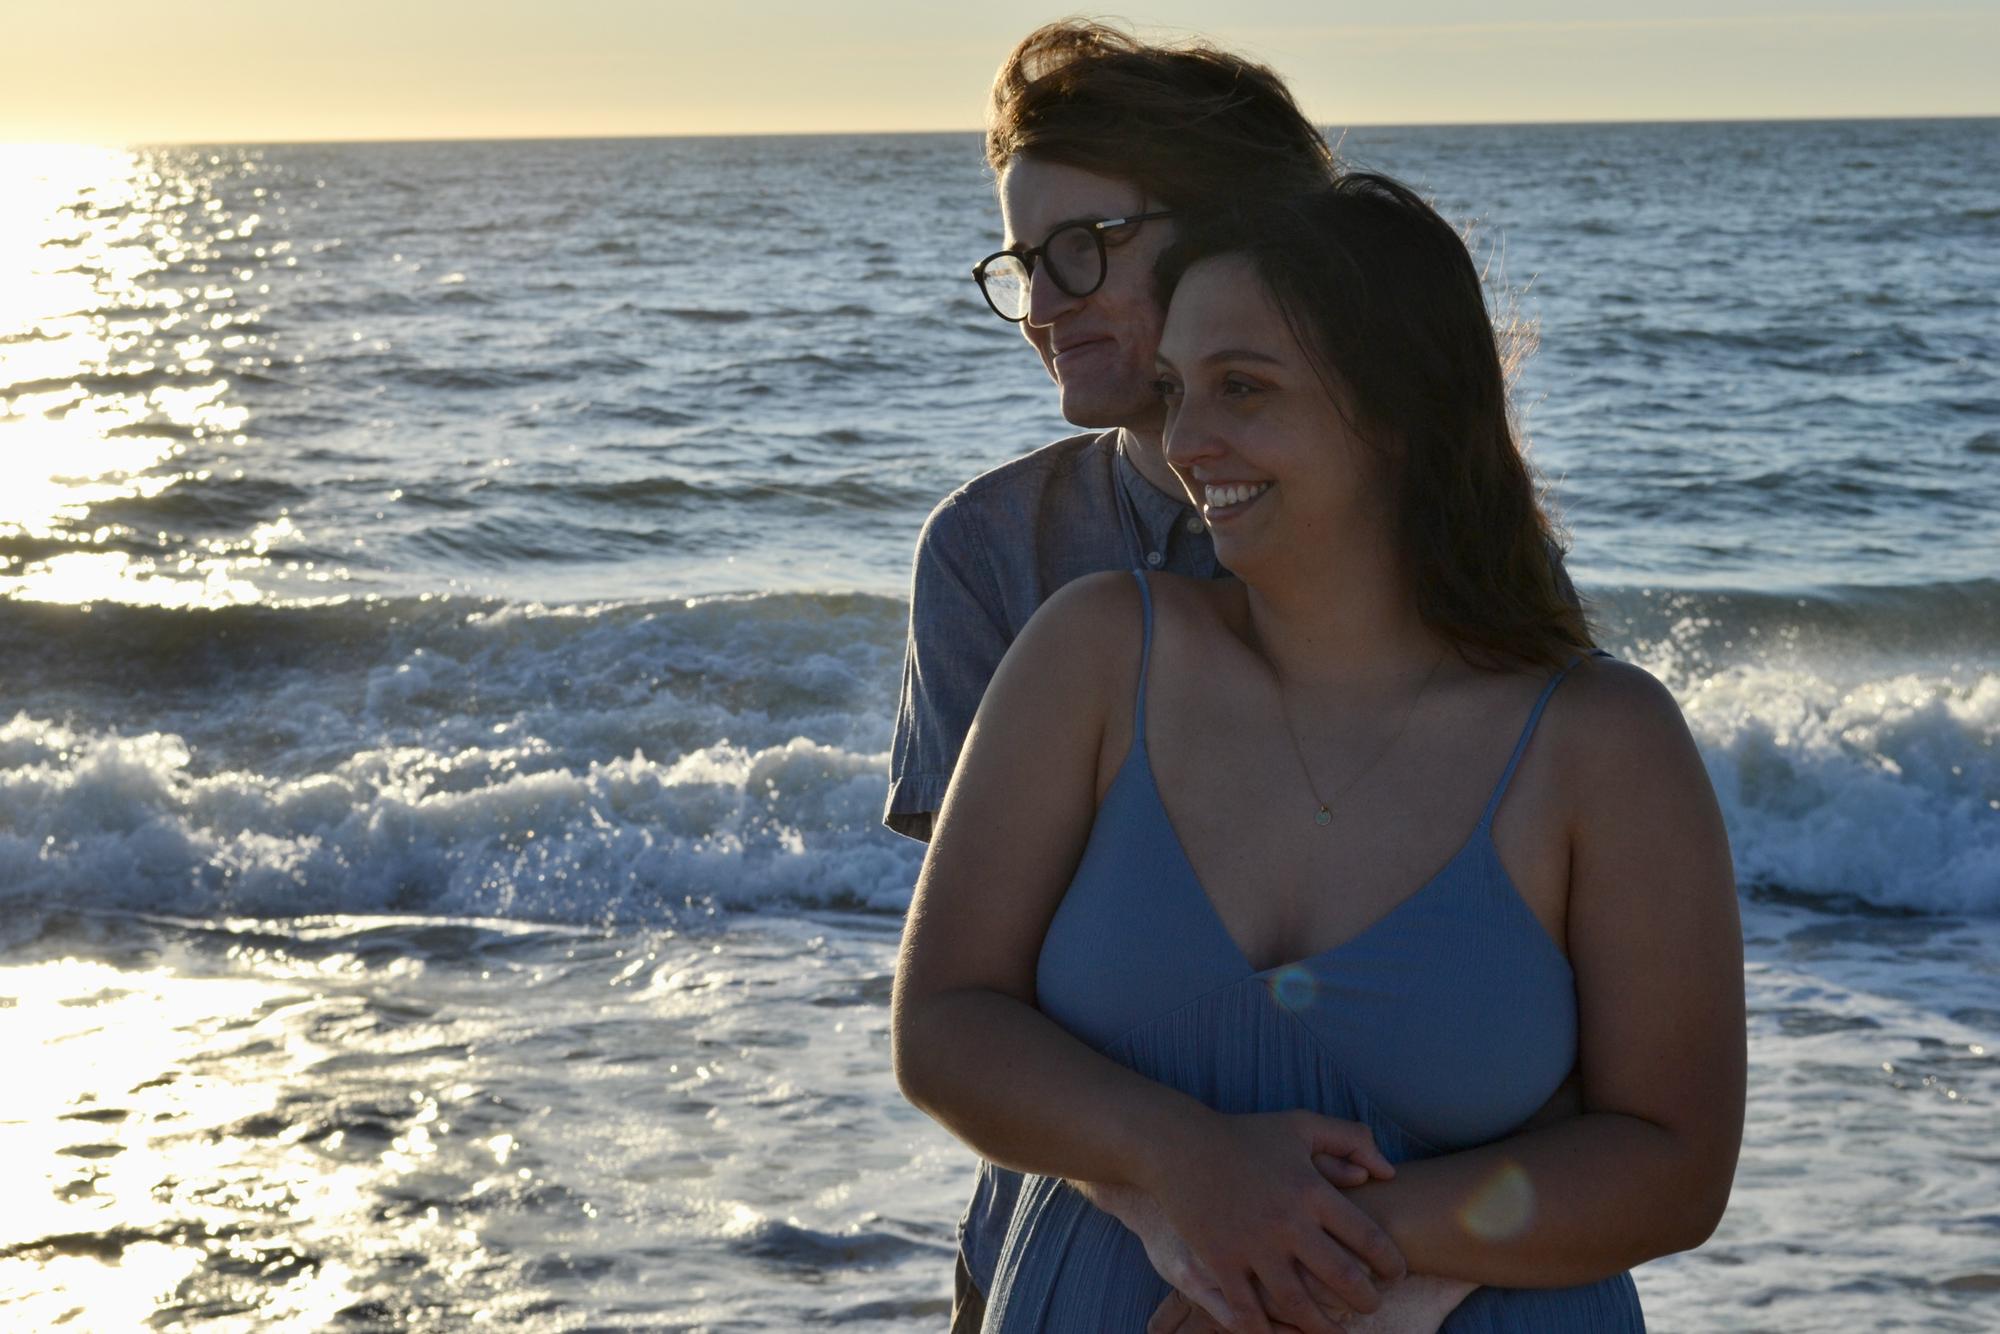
[883,495,1013,843]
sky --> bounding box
[3,1,1996,144]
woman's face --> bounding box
[1156,253,1382,580]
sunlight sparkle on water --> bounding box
[1,144,283,609]
[0,958,364,1331]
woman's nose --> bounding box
[1162,396,1218,468]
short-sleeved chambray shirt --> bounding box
[884,428,1224,841]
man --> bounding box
[886,22,1484,1332]
[886,23,1333,841]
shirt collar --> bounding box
[1114,431,1197,557]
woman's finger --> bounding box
[1311,1151,1371,1187]
[1289,1224,1383,1318]
[1181,1281,1239,1329]
[1299,1115,1396,1182]
[1313,1189,1407,1284]
[1298,1263,1350,1315]
[1146,1290,1195,1334]
[1219,1273,1277,1334]
[1253,1264,1347,1334]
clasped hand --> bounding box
[1115,1108,1404,1334]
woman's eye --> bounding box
[1151,377,1182,399]
[1221,375,1257,398]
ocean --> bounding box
[0,120,1995,1331]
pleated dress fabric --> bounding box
[981,573,1643,1332]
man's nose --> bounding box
[1024,259,1081,327]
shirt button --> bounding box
[1183,514,1205,535]
[1145,551,1164,568]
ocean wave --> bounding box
[637,305,755,324]
[0,719,920,923]
[1597,583,1998,913]
[0,587,1990,924]
[586,402,700,429]
[492,473,927,514]
[81,475,312,532]
[1688,668,1998,914]
[0,593,917,922]
[3,365,209,400]
[400,514,684,563]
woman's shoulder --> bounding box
[988,572,1151,760]
[1006,571,1149,680]
[1543,653,1706,792]
[1554,653,1688,728]
[1034,568,1147,632]
[1030,569,1231,635]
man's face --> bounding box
[996,156,1175,432]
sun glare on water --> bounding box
[0,957,364,1331]
[0,142,278,608]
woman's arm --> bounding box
[1341,659,1746,1285]
[893,573,1176,1177]
[892,573,1404,1330]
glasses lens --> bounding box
[978,253,1031,321]
[1043,224,1104,297]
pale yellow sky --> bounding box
[4,1,1995,144]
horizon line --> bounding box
[8,110,1996,151]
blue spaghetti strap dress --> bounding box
[981,572,1643,1331]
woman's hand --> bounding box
[1138,1108,1406,1334]
[1093,1121,1411,1332]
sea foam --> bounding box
[2,586,1992,925]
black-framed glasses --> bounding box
[971,211,1175,323]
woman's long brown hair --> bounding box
[1159,176,1594,670]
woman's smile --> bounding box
[1201,480,1274,519]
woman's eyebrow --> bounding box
[1197,348,1286,367]
[1155,347,1284,371]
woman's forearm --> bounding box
[1346,1109,1734,1288]
[893,985,1209,1191]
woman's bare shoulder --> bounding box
[1024,570,1147,650]
[1142,570,1244,633]
[994,571,1149,709]
[1543,654,1708,799]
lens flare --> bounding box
[1268,964,1318,1011]
[1458,1159,1537,1241]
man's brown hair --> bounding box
[987,20,1337,208]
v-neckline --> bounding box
[1127,741,1496,979]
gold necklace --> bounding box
[1268,647,1447,827]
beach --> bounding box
[1,122,1996,1330]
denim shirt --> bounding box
[885,428,1223,842]
[885,428,1223,1298]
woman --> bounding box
[892,175,1744,1333]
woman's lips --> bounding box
[1202,481,1274,520]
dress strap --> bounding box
[1477,650,1607,829]
[1129,569,1156,743]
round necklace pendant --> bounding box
[1313,805,1332,826]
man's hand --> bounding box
[1146,1273,1477,1334]
[1079,1180,1236,1327]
